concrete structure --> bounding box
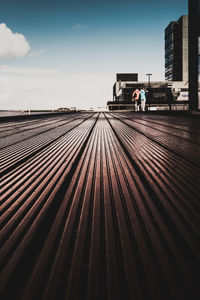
[113,73,138,101]
[165,15,188,82]
[189,0,200,111]
[109,15,190,113]
[108,77,188,111]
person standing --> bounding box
[140,88,146,111]
[132,89,140,111]
[167,89,174,111]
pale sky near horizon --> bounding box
[0,0,188,110]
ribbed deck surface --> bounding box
[0,112,200,300]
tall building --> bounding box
[189,0,200,111]
[165,15,188,82]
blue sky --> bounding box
[0,0,188,110]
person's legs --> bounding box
[143,100,146,111]
[141,100,145,111]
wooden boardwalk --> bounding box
[0,112,200,300]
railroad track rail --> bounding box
[0,112,200,300]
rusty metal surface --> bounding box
[0,112,200,300]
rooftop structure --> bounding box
[108,76,188,111]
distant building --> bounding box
[113,73,138,101]
[165,15,188,82]
[108,76,188,111]
[189,0,200,111]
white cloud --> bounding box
[29,49,46,57]
[0,23,30,58]
[72,24,89,31]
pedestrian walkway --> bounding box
[0,112,200,300]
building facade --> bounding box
[113,73,138,101]
[165,15,188,82]
[108,78,188,111]
[189,0,200,111]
